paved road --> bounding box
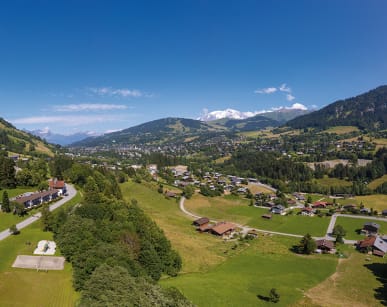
[0,184,77,241]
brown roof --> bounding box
[199,223,213,232]
[316,239,334,250]
[358,236,376,249]
[165,191,177,197]
[373,249,385,257]
[193,217,210,226]
[211,222,236,235]
[49,178,65,189]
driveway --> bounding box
[0,184,77,241]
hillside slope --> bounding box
[0,117,54,156]
[287,85,387,130]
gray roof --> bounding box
[374,236,387,253]
[364,222,380,229]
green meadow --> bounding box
[335,216,387,240]
[0,222,79,307]
[122,181,341,306]
[185,194,329,236]
[161,236,337,307]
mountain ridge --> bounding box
[287,85,387,130]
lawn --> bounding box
[185,194,329,236]
[335,216,387,240]
[120,181,231,273]
[322,126,359,135]
[301,249,387,307]
[161,236,338,307]
[314,177,352,188]
[318,194,387,212]
[368,174,387,190]
[0,222,79,307]
[247,183,273,194]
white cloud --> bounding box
[279,83,291,93]
[254,87,278,94]
[11,115,127,126]
[88,87,147,98]
[286,94,295,101]
[53,103,128,112]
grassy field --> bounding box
[301,249,387,307]
[0,187,37,199]
[317,194,387,212]
[322,126,359,135]
[121,181,231,273]
[314,177,352,188]
[185,194,329,236]
[162,236,338,306]
[247,183,273,194]
[123,181,387,306]
[368,175,387,190]
[0,222,79,307]
[335,217,387,240]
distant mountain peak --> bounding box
[198,103,309,121]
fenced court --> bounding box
[12,255,65,270]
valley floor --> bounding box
[121,181,387,306]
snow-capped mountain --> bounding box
[199,103,310,122]
[29,128,100,146]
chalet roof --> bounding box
[261,214,272,219]
[373,236,387,253]
[358,236,376,249]
[211,222,235,235]
[315,239,334,250]
[49,178,65,189]
[194,217,210,226]
[199,223,213,232]
[165,191,177,197]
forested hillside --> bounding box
[0,117,54,156]
[286,85,387,130]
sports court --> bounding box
[12,255,65,270]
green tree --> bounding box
[2,190,11,212]
[269,288,280,303]
[332,224,346,237]
[183,185,195,199]
[298,233,316,254]
[9,224,20,235]
[12,201,26,216]
[41,204,53,231]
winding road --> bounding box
[0,184,77,241]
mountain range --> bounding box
[69,110,303,147]
[29,128,100,146]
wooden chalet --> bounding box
[193,217,210,227]
[315,239,335,253]
[211,222,236,236]
[48,178,66,194]
[312,201,327,208]
[357,235,387,257]
[362,222,380,235]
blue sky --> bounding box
[0,0,386,134]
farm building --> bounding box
[362,222,380,235]
[211,222,236,237]
[315,239,335,253]
[357,235,387,257]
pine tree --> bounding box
[2,190,11,212]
